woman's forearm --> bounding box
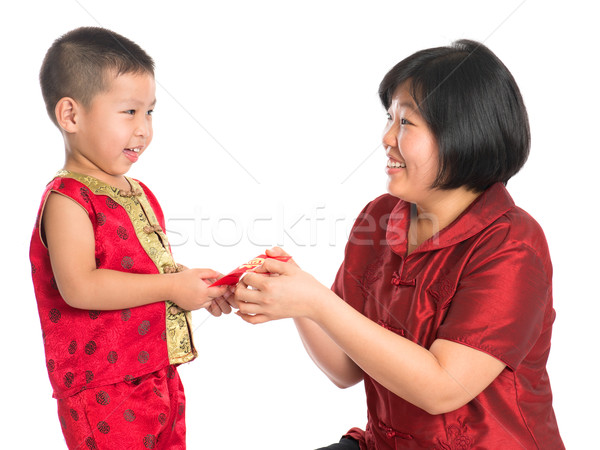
[294,317,364,388]
[236,259,504,414]
[308,290,503,415]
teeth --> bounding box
[387,160,406,169]
[127,148,141,153]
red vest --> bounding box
[30,171,196,399]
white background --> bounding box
[1,0,598,448]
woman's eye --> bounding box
[124,110,135,115]
[386,112,392,120]
[400,118,410,125]
[147,110,154,116]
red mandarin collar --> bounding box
[386,182,516,257]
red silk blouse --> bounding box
[332,183,564,449]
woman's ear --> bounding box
[55,97,80,133]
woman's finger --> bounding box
[265,246,290,257]
[237,300,263,316]
[266,247,300,268]
[261,257,294,275]
[234,280,262,304]
[237,271,273,294]
[236,311,270,325]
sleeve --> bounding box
[331,256,363,313]
[331,194,400,314]
[436,225,552,370]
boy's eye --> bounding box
[124,110,136,115]
[400,118,410,125]
[386,112,392,120]
[147,110,154,116]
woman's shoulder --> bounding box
[466,183,549,253]
[495,203,548,249]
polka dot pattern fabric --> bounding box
[57,365,186,449]
[30,175,171,399]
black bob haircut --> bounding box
[379,39,530,192]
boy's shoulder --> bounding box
[42,171,166,223]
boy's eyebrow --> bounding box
[119,98,157,107]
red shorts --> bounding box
[57,365,185,449]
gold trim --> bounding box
[54,171,197,365]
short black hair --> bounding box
[40,26,155,127]
[379,39,530,192]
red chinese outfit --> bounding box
[30,171,196,449]
[332,183,564,449]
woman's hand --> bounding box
[234,248,330,324]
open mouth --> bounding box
[387,160,406,169]
[123,147,142,162]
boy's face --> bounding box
[68,72,156,180]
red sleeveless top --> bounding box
[30,171,196,399]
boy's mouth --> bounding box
[123,147,142,162]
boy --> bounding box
[30,27,230,449]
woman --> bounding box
[234,40,563,449]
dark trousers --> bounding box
[315,437,361,450]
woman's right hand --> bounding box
[264,247,299,267]
[234,250,332,324]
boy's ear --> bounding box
[55,97,80,133]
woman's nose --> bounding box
[382,122,398,148]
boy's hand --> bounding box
[205,278,237,316]
[170,268,229,311]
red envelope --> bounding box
[210,254,291,287]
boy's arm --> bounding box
[44,192,226,311]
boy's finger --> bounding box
[197,269,221,279]
[206,285,229,298]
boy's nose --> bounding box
[135,116,152,137]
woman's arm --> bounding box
[294,317,364,388]
[235,257,505,415]
[44,192,228,311]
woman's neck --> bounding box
[407,187,482,254]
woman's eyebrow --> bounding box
[399,101,417,110]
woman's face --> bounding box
[382,83,439,205]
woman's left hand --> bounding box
[234,257,329,324]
